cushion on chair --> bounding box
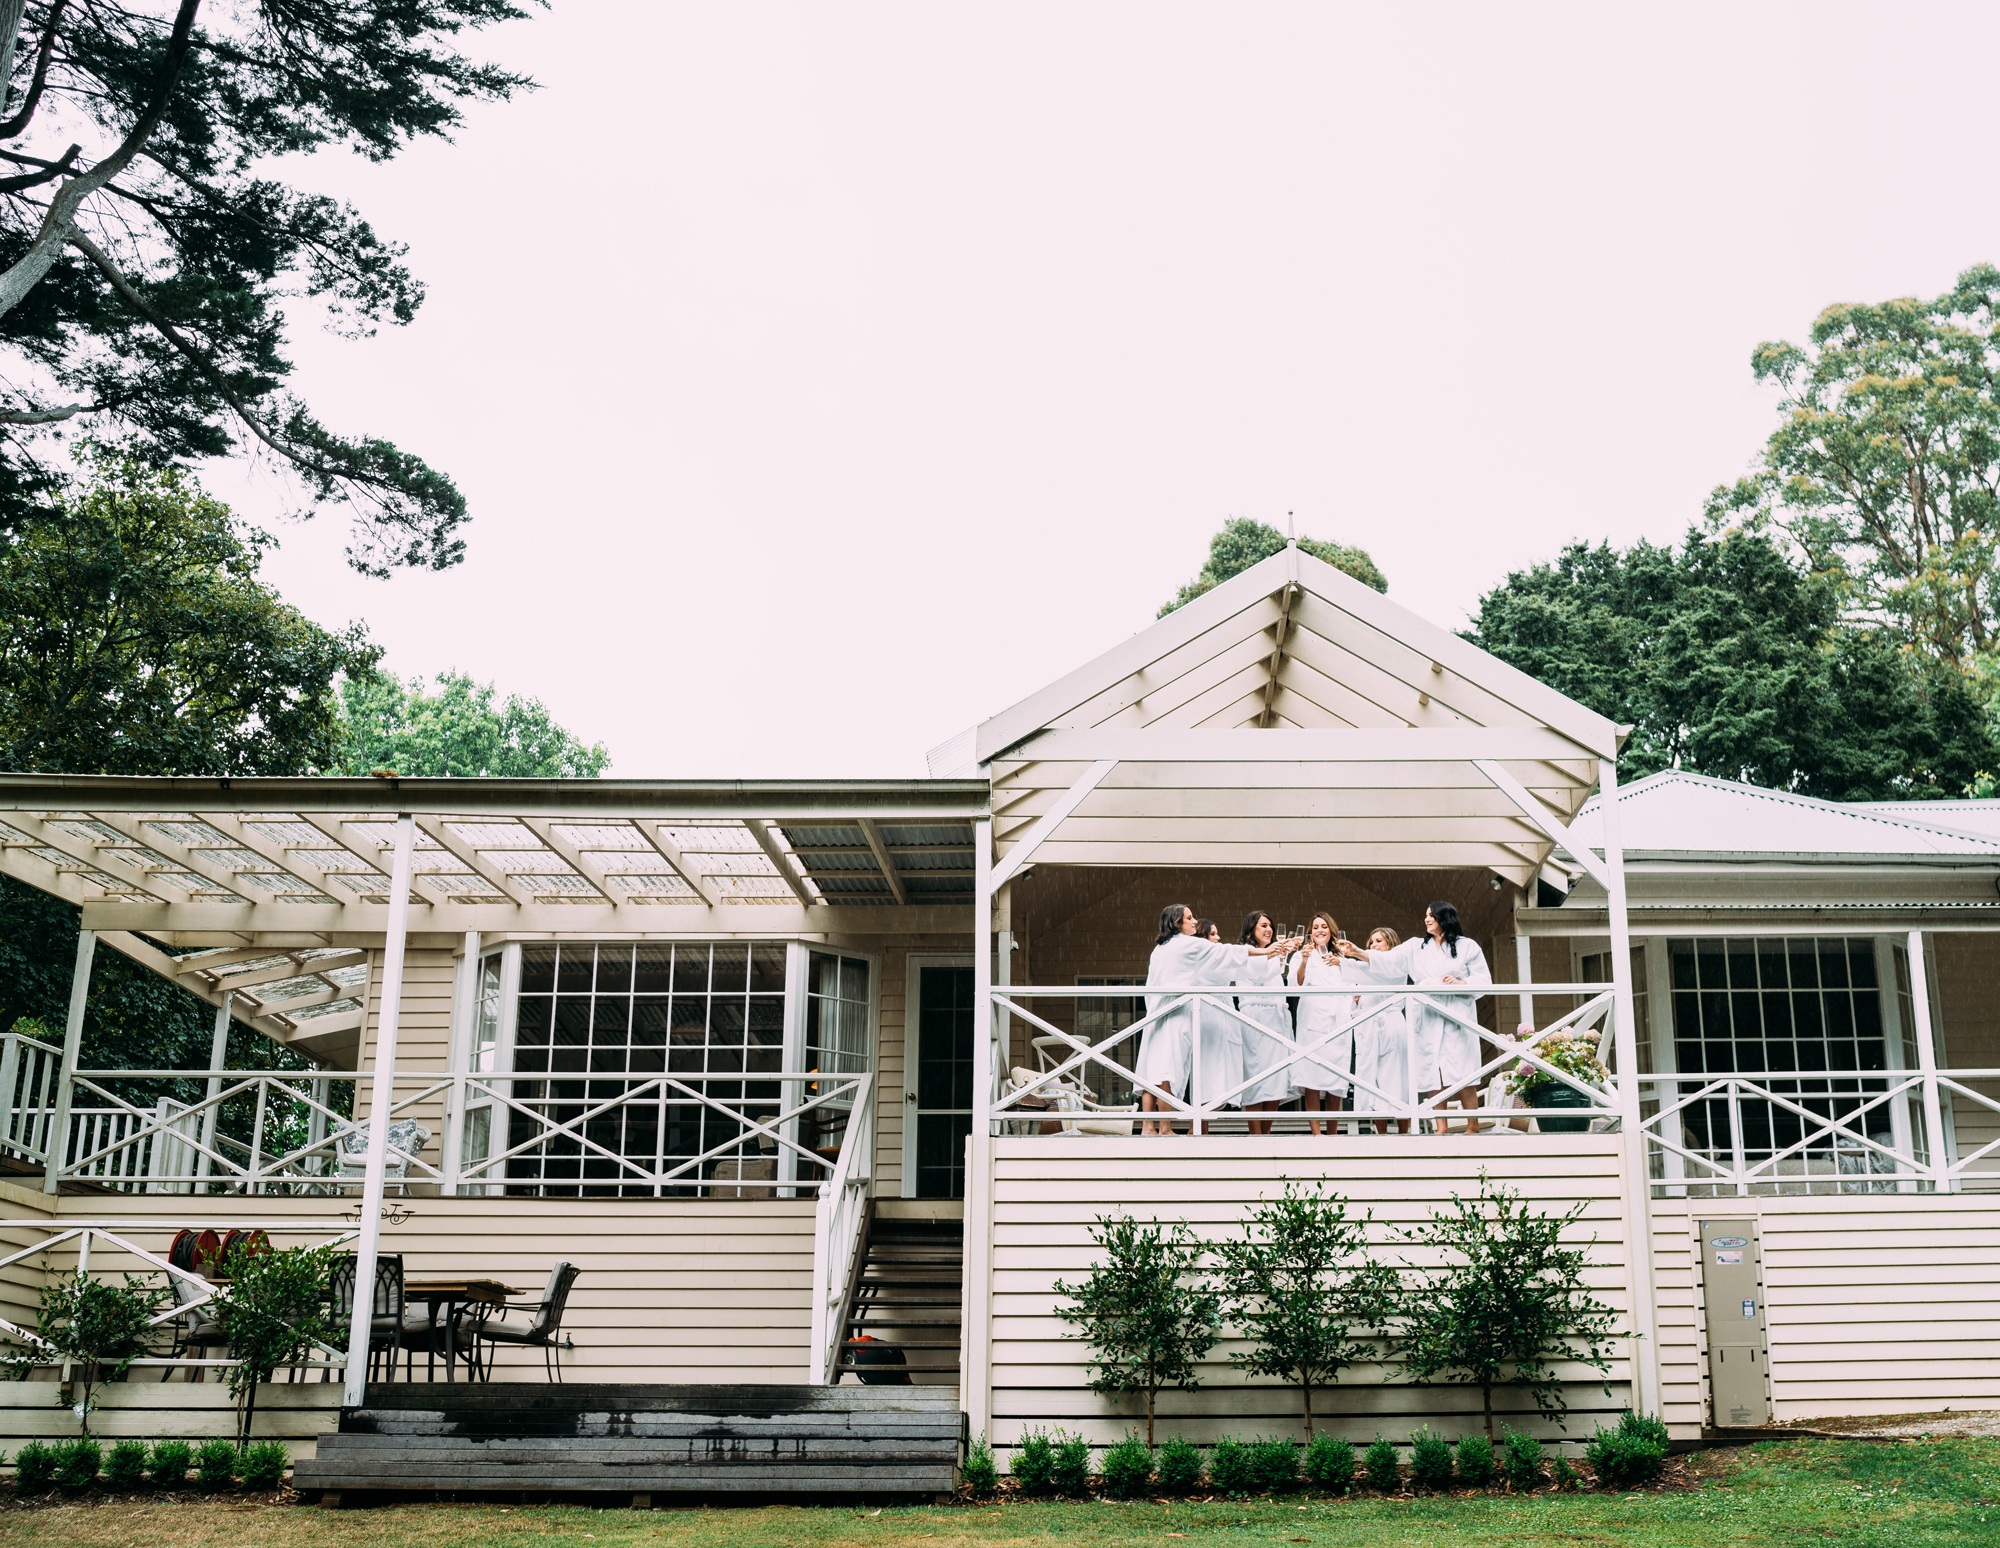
[475,1317,543,1345]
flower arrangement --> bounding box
[1505,1029,1608,1095]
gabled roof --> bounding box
[1567,770,2000,859]
[970,546,1619,762]
[950,545,1623,883]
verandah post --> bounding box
[440,931,481,1196]
[1599,756,1662,1419]
[343,814,416,1407]
[960,815,997,1446]
[195,992,232,1188]
[43,927,95,1193]
[1907,930,1953,1193]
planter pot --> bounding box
[1524,1081,1597,1133]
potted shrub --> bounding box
[1505,1030,1609,1133]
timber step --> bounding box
[837,1216,964,1388]
[291,1383,963,1501]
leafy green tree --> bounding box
[1466,526,1995,799]
[0,1,535,572]
[1214,1179,1398,1438]
[0,454,374,1074]
[1395,1173,1619,1441]
[212,1240,335,1445]
[1054,1213,1220,1446]
[1161,517,1387,615]
[0,454,378,776]
[1706,265,2000,675]
[336,670,609,777]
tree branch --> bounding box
[0,142,78,193]
[0,0,201,321]
[0,398,90,423]
[0,0,68,140]
[68,224,292,460]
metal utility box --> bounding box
[1698,1217,1771,1427]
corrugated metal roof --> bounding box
[1568,771,2000,858]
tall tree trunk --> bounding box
[1301,1379,1315,1439]
[1145,1386,1155,1449]
[241,1372,259,1448]
[1482,1381,1494,1442]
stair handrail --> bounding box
[809,1072,873,1384]
[826,1197,879,1386]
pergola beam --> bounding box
[747,820,811,903]
[79,811,258,903]
[855,818,906,905]
[990,760,1118,891]
[411,815,535,906]
[1473,758,1614,892]
[639,822,724,907]
[516,817,619,905]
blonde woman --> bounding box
[1292,912,1354,1135]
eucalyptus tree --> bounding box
[0,0,535,572]
[1707,264,2000,677]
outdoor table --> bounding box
[403,1278,518,1381]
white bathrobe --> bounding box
[1345,954,1412,1112]
[1136,934,1253,1101]
[1372,934,1493,1093]
[1232,951,1297,1107]
[1292,949,1356,1096]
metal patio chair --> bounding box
[465,1260,581,1382]
[324,1251,406,1383]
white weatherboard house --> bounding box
[2,545,1997,1490]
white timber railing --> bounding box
[1639,1066,1997,1196]
[990,980,1624,1131]
[808,1074,875,1384]
[0,1027,63,1171]
[0,1220,357,1382]
[20,1067,874,1199]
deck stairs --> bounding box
[291,1383,963,1502]
[835,1210,964,1388]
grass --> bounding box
[0,1438,1995,1548]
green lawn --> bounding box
[1,1439,1995,1548]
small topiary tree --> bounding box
[1011,1430,1056,1495]
[1363,1435,1400,1492]
[1407,1428,1454,1489]
[1216,1182,1397,1440]
[1050,1433,1093,1498]
[212,1242,336,1446]
[1099,1434,1154,1498]
[961,1434,998,1498]
[1156,1436,1205,1495]
[194,1436,237,1490]
[1208,1437,1257,1496]
[103,1439,149,1490]
[1055,1215,1220,1447]
[6,1270,168,1433]
[149,1438,193,1489]
[13,1439,55,1493]
[239,1440,289,1491]
[1302,1433,1355,1492]
[1501,1426,1545,1490]
[52,1436,100,1493]
[1455,1432,1496,1487]
[1396,1173,1620,1440]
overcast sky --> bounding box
[219,2,2000,777]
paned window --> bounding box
[1667,937,1896,1191]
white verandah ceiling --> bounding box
[965,546,1623,888]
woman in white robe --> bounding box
[1340,901,1493,1132]
[1232,911,1298,1132]
[1348,926,1412,1134]
[1137,904,1291,1134]
[1293,912,1362,1135]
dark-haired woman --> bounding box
[1233,911,1296,1135]
[1340,901,1492,1131]
[1138,904,1292,1136]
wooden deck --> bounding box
[291,1382,965,1502]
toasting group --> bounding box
[1135,900,1492,1135]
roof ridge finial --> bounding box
[1284,510,1297,547]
